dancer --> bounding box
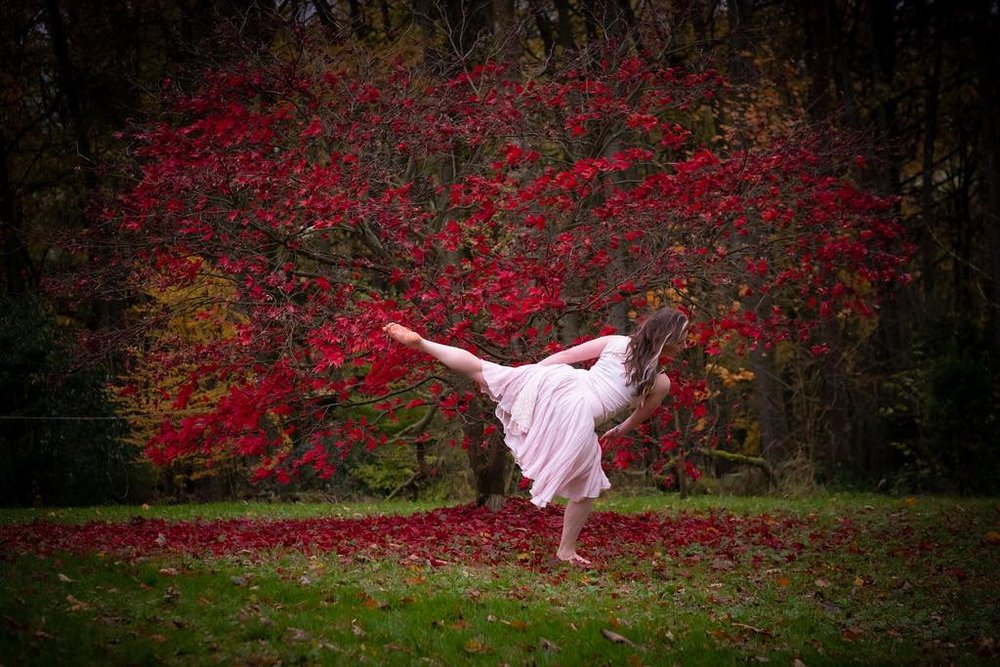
[383,307,688,566]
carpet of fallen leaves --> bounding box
[0,498,845,569]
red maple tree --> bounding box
[93,44,909,498]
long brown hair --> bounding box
[624,307,689,396]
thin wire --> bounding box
[0,415,129,421]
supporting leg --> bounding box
[384,323,485,386]
[556,497,595,563]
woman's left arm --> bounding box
[536,336,613,366]
[601,373,671,439]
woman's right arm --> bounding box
[601,372,671,439]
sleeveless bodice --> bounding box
[579,335,636,424]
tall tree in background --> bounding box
[95,31,907,503]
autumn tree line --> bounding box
[1,0,997,506]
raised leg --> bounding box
[384,323,485,386]
[556,497,595,564]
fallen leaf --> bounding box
[66,594,91,611]
[601,628,637,647]
[57,573,74,583]
[159,567,178,577]
[853,576,864,588]
[163,586,180,602]
[101,615,128,626]
[732,622,773,637]
[792,659,807,667]
[231,575,248,587]
[360,594,387,610]
[464,638,487,654]
[777,576,791,587]
[814,579,831,588]
[986,530,1000,545]
[540,637,560,653]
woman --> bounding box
[383,307,688,566]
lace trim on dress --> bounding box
[504,367,542,435]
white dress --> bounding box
[479,335,636,507]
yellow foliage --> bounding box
[114,259,245,479]
[708,365,756,388]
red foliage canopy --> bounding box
[95,49,909,483]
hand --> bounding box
[601,424,625,441]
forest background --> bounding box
[1,0,997,507]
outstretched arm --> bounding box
[602,373,671,439]
[536,336,613,366]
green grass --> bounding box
[2,493,998,665]
[0,498,448,525]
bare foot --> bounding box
[383,323,423,349]
[555,552,592,566]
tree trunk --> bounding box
[553,0,576,51]
[0,152,35,294]
[44,0,96,191]
[726,0,757,87]
[800,0,837,119]
[463,392,508,511]
[817,319,852,478]
[974,3,1000,355]
[751,347,790,466]
[528,0,555,58]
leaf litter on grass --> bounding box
[0,498,817,572]
[3,497,998,665]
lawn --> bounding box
[1,493,997,665]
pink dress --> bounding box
[480,335,637,507]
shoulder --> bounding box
[651,373,671,396]
[605,335,631,354]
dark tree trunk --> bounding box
[800,0,837,120]
[553,0,576,51]
[726,0,757,86]
[348,0,366,38]
[463,393,508,511]
[973,2,1000,355]
[751,347,791,466]
[0,152,35,294]
[43,0,96,191]
[817,320,852,477]
[529,0,555,58]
